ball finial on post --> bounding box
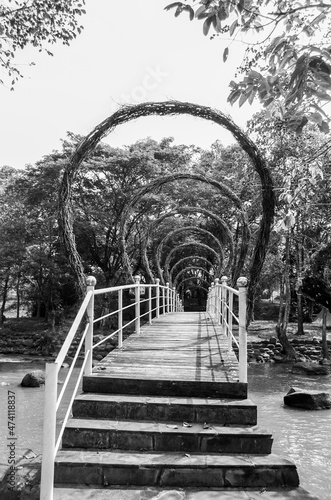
[86,276,97,287]
[237,276,248,288]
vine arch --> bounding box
[173,266,213,288]
[138,205,235,283]
[59,100,275,314]
[164,242,222,282]
[155,226,224,285]
[170,256,217,284]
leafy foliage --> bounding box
[164,0,331,132]
[0,0,86,87]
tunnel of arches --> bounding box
[59,100,275,317]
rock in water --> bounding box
[284,387,331,410]
[21,370,45,387]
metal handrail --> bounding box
[40,276,183,500]
[206,275,248,384]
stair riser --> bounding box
[62,429,272,454]
[72,400,257,425]
[82,377,247,399]
[54,464,299,488]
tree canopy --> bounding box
[0,0,86,87]
[165,0,331,132]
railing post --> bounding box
[207,287,211,315]
[148,286,152,324]
[228,287,234,352]
[211,281,215,316]
[172,287,176,312]
[214,278,220,325]
[166,282,170,313]
[85,276,96,376]
[156,278,160,318]
[134,275,141,334]
[118,288,123,347]
[220,276,228,344]
[162,286,166,315]
[40,362,59,500]
[237,277,248,383]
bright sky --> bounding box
[0,0,261,169]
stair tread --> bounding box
[53,486,320,500]
[65,418,271,436]
[55,450,294,467]
[82,375,247,398]
[75,393,256,407]
[86,371,239,381]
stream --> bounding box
[0,357,330,499]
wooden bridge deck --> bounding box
[95,312,239,382]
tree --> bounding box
[247,110,331,357]
[165,0,331,132]
[0,0,86,88]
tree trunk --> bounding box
[276,233,297,360]
[296,227,304,335]
[321,307,330,360]
[0,270,10,326]
[16,273,21,319]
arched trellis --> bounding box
[156,226,224,285]
[119,174,249,284]
[177,277,211,297]
[138,205,235,284]
[170,255,216,284]
[173,266,213,289]
[164,242,222,282]
[181,283,209,294]
[59,100,275,317]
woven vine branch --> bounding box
[58,100,275,311]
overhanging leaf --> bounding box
[223,47,229,62]
[203,16,213,36]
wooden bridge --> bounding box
[40,280,319,499]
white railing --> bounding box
[206,276,248,383]
[40,276,183,500]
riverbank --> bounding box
[0,318,330,362]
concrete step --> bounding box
[73,393,257,425]
[54,450,298,488]
[62,419,273,454]
[53,487,320,499]
[82,375,247,399]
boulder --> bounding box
[284,387,331,410]
[291,361,329,375]
[21,370,45,387]
[320,358,331,366]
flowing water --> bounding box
[247,362,331,500]
[0,357,330,499]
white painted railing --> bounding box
[206,276,248,383]
[40,276,183,500]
